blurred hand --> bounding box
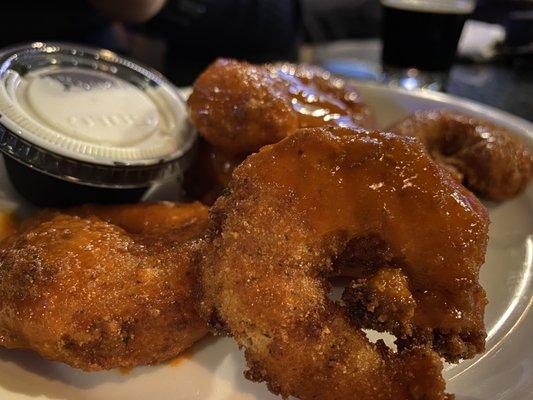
[89,0,168,23]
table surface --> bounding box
[447,63,532,122]
[309,40,532,122]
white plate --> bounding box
[0,83,531,400]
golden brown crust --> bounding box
[0,202,209,371]
[187,58,375,155]
[188,59,298,154]
[390,110,532,201]
[199,127,489,399]
[186,59,376,204]
[342,268,416,338]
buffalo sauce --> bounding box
[0,210,18,241]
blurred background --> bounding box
[1,0,531,120]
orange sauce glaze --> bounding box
[0,210,18,241]
[168,350,193,367]
[275,66,359,129]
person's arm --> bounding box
[88,0,167,23]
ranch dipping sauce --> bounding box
[0,42,195,207]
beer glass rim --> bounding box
[380,0,476,14]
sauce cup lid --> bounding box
[0,42,196,188]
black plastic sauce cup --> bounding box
[0,42,196,207]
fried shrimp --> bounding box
[0,202,209,371]
[187,58,374,155]
[390,110,532,201]
[199,127,489,399]
[185,59,375,204]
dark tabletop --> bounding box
[447,61,533,121]
[311,40,533,122]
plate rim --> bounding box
[353,80,533,137]
[0,82,531,400]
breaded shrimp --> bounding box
[187,58,374,154]
[0,202,209,371]
[390,110,532,201]
[199,127,489,399]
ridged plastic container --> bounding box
[0,42,196,207]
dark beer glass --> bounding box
[380,0,475,90]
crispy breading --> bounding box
[0,202,209,371]
[390,110,532,201]
[199,127,489,399]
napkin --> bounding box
[458,20,506,61]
